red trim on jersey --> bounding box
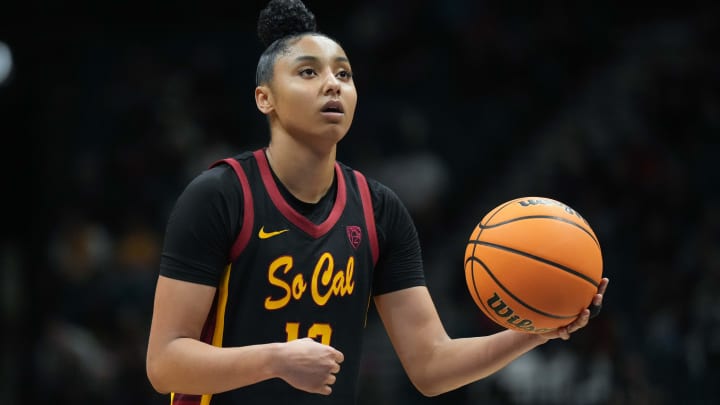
[199,297,218,344]
[171,394,201,405]
[253,149,347,239]
[210,158,255,262]
[354,171,379,266]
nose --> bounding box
[323,71,341,96]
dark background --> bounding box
[1,1,719,404]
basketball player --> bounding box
[146,0,610,404]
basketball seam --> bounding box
[468,199,520,327]
[479,215,600,248]
[466,263,504,326]
[469,240,600,288]
[472,199,518,275]
[466,256,578,319]
[479,199,518,229]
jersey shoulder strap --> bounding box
[353,170,379,266]
[210,158,254,262]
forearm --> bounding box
[414,330,547,396]
[147,337,279,395]
[377,282,608,397]
[375,287,550,397]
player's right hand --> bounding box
[274,337,344,395]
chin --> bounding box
[321,131,347,146]
[319,123,350,142]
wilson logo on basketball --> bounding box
[486,293,552,333]
[517,198,588,224]
[346,226,362,250]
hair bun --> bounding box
[257,0,317,48]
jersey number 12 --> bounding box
[285,322,333,345]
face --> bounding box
[256,35,357,146]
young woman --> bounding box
[146,1,609,404]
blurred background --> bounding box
[1,0,719,404]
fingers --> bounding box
[589,278,609,319]
[572,309,590,332]
[546,290,603,341]
[556,326,570,340]
[598,278,609,296]
[330,360,341,374]
[328,346,343,378]
[281,339,344,395]
[319,347,342,395]
[559,308,591,340]
[318,364,341,396]
[332,348,345,364]
[326,373,337,385]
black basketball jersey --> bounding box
[172,149,379,405]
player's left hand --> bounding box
[539,277,609,341]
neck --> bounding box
[265,138,337,204]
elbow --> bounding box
[402,356,447,397]
[415,383,444,398]
[146,354,170,394]
[414,378,473,397]
[408,364,481,397]
[408,373,446,397]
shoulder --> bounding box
[184,164,236,198]
[174,151,260,210]
[188,151,257,192]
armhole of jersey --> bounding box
[210,158,254,262]
[354,170,379,266]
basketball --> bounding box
[464,196,603,333]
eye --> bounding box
[336,70,353,80]
[299,68,317,78]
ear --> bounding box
[255,85,274,115]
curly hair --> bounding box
[255,0,336,86]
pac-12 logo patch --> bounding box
[346,226,362,250]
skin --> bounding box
[255,34,357,203]
[146,34,610,397]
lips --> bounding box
[321,100,344,114]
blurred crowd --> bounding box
[2,1,719,404]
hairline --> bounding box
[255,32,343,86]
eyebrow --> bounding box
[293,55,350,64]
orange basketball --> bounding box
[464,196,603,333]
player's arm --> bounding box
[374,285,605,397]
[146,276,344,395]
[147,276,276,394]
[374,287,546,397]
